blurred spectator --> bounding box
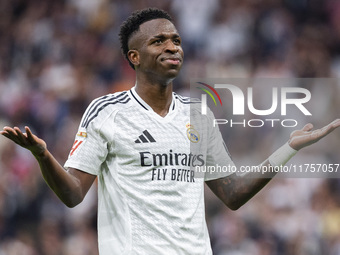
[0,1,339,254]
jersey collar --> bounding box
[129,87,176,114]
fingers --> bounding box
[25,126,35,143]
[0,127,9,136]
[302,123,314,132]
[1,126,21,145]
[14,127,27,143]
[0,129,10,139]
[307,119,340,142]
[319,119,340,135]
[302,119,339,137]
[330,119,340,129]
[2,126,17,138]
[1,126,31,146]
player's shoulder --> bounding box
[173,92,216,126]
[173,92,201,105]
[81,90,132,128]
[173,92,201,113]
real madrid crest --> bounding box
[186,123,200,143]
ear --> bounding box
[127,50,140,68]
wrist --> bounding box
[288,139,303,151]
[268,142,297,167]
[32,147,49,159]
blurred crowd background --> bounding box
[0,0,340,254]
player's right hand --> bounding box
[1,126,47,157]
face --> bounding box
[128,19,184,83]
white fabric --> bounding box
[64,87,234,254]
[268,142,297,167]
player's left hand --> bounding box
[288,119,340,151]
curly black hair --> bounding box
[119,8,173,69]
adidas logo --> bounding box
[135,130,156,143]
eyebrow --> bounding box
[151,33,180,40]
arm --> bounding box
[1,126,96,208]
[206,119,340,211]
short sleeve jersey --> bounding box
[64,87,235,255]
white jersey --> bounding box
[64,87,234,255]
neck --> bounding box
[134,79,173,117]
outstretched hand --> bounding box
[1,126,47,157]
[289,119,340,151]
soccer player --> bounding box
[1,8,340,255]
